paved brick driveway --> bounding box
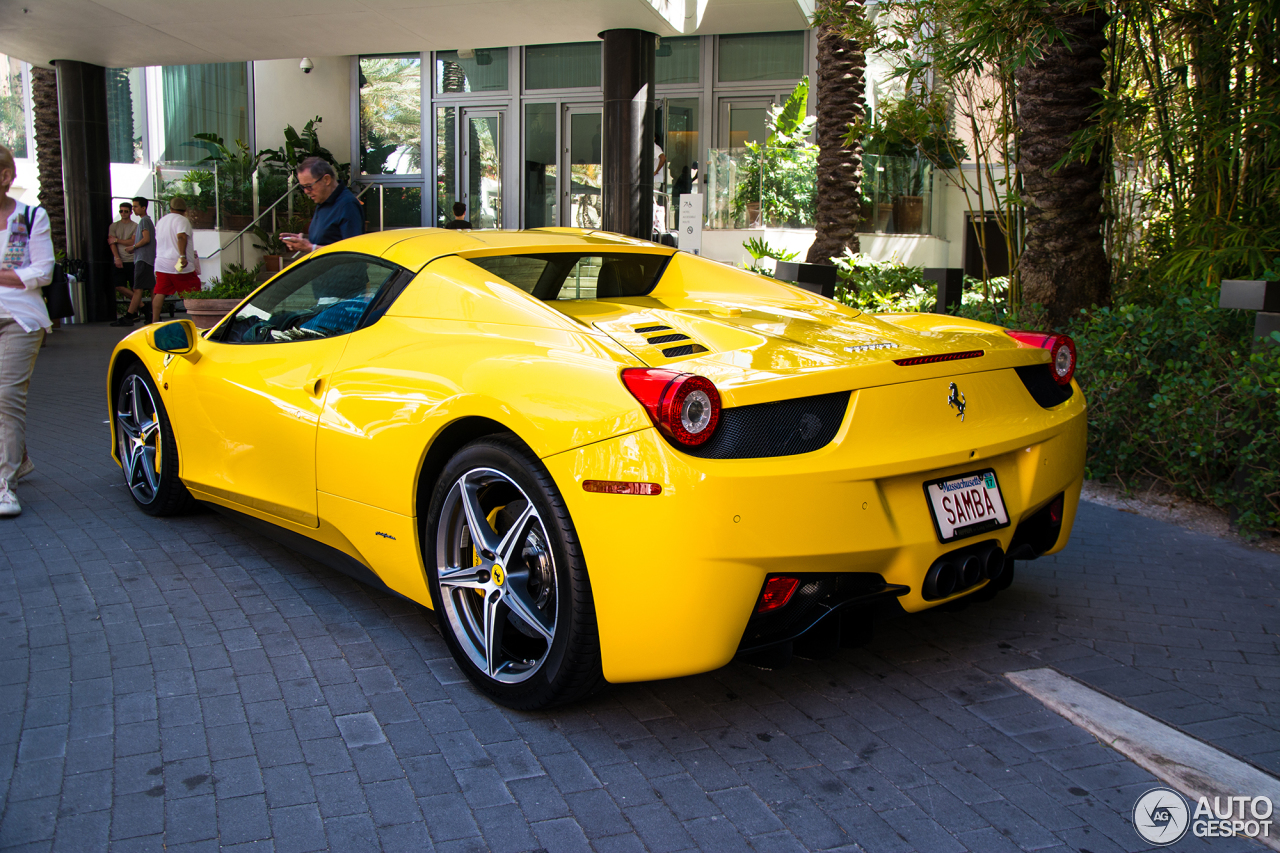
[0,324,1275,852]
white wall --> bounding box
[252,57,352,164]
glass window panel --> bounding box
[107,67,145,164]
[436,106,456,226]
[568,112,602,229]
[718,32,805,82]
[435,48,508,93]
[660,98,699,220]
[0,55,27,158]
[467,252,666,301]
[160,63,249,163]
[218,253,401,343]
[466,114,502,228]
[526,42,601,90]
[523,103,557,228]
[655,37,699,85]
[359,56,422,175]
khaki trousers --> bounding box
[0,319,44,486]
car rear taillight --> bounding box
[621,368,722,448]
[757,576,800,613]
[1005,330,1077,387]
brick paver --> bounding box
[0,323,1274,851]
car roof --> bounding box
[314,227,665,273]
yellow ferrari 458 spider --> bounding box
[109,228,1085,709]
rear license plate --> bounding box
[924,469,1010,543]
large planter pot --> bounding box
[858,202,874,230]
[263,255,282,273]
[224,214,253,233]
[875,202,894,233]
[744,202,762,228]
[188,209,215,229]
[893,196,925,234]
[183,298,242,329]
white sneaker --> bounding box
[0,486,20,518]
[16,456,33,481]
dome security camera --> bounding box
[300,57,314,73]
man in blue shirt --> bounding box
[281,157,363,254]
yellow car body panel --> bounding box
[108,228,1088,686]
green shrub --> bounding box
[184,262,264,300]
[1067,288,1280,536]
[831,250,932,312]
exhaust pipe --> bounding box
[923,560,958,600]
[959,553,984,588]
[983,545,1005,580]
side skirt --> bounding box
[207,503,412,603]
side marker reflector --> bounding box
[582,480,662,496]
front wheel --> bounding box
[425,437,603,709]
[115,364,194,516]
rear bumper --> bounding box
[544,370,1087,683]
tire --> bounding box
[425,436,603,709]
[115,364,194,516]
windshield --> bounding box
[466,252,669,301]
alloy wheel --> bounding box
[435,467,559,684]
[116,373,163,505]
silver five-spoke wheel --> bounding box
[436,467,558,683]
[117,372,163,505]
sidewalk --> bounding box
[0,323,1275,852]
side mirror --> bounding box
[146,319,198,355]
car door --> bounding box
[165,252,404,527]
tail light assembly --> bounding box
[1005,330,1077,387]
[621,368,722,448]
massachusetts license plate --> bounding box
[924,469,1010,542]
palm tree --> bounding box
[30,66,66,255]
[806,0,868,265]
[1014,5,1111,326]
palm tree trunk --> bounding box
[806,0,866,265]
[1015,6,1111,326]
[30,66,66,256]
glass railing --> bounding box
[705,149,936,235]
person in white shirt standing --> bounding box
[0,144,53,517]
[152,197,201,323]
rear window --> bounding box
[467,252,668,301]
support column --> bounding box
[599,29,656,240]
[54,60,114,323]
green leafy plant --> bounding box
[183,262,264,300]
[742,237,799,275]
[730,79,818,228]
[250,225,289,256]
[830,250,932,312]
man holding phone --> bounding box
[280,158,363,254]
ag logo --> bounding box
[1133,787,1190,845]
[947,382,966,422]
[491,564,505,586]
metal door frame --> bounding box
[560,103,602,228]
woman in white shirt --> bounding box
[0,144,54,517]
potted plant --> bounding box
[180,262,264,329]
[251,226,290,272]
[730,79,818,229]
[858,95,965,235]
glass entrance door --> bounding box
[563,107,602,229]
[461,109,503,228]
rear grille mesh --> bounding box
[1015,364,1074,408]
[661,344,707,358]
[634,325,671,333]
[682,391,851,459]
[646,333,690,345]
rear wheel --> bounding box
[425,437,603,709]
[115,365,194,516]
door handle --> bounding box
[307,377,323,396]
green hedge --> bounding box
[1066,289,1280,536]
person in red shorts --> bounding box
[152,196,201,323]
